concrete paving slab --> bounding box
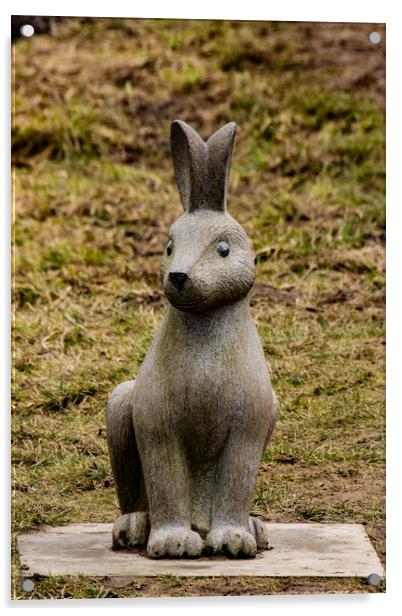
[17,522,384,580]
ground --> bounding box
[12,18,385,599]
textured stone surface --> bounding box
[17,522,384,579]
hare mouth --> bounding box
[165,285,201,308]
[166,294,208,312]
[169,300,201,311]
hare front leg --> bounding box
[206,428,267,557]
[134,422,204,558]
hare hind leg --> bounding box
[106,380,149,549]
[247,391,278,550]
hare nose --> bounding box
[169,272,188,291]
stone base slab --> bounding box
[17,522,384,580]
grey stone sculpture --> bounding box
[106,120,278,559]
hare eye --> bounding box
[166,239,173,256]
[217,241,230,257]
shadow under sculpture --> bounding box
[106,120,278,559]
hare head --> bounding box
[160,120,255,314]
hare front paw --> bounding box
[112,512,149,549]
[206,525,257,557]
[147,526,204,559]
[248,516,270,550]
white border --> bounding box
[1,0,391,21]
[2,1,401,614]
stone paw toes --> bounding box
[112,512,150,549]
[147,527,204,559]
[206,526,257,558]
[248,516,270,550]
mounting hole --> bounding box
[367,573,382,586]
[21,578,35,592]
[20,24,35,38]
[368,31,381,44]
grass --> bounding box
[12,18,385,599]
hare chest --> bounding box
[169,348,247,455]
[133,316,273,463]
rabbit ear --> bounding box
[170,120,207,212]
[205,122,237,212]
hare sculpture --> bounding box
[106,120,278,559]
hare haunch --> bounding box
[106,120,278,559]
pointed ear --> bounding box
[170,120,206,212]
[205,122,236,212]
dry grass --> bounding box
[12,17,385,599]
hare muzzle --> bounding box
[169,272,188,291]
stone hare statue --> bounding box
[106,120,278,559]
